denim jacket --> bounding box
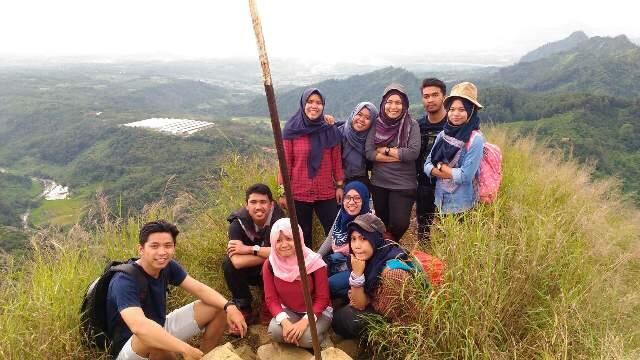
[424,131,485,214]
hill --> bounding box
[0,172,41,228]
[0,68,276,252]
[483,35,640,98]
[238,67,421,118]
[520,31,589,63]
[0,133,638,359]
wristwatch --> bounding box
[223,299,237,312]
[437,162,443,170]
[384,146,391,156]
[252,244,260,256]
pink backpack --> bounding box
[466,131,502,204]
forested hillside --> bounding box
[483,35,640,97]
[0,67,274,252]
[519,30,588,63]
[238,67,421,118]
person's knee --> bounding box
[193,300,223,329]
[129,334,153,358]
[298,328,317,349]
[332,306,363,339]
[223,256,237,273]
[267,319,284,342]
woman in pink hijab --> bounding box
[263,218,332,348]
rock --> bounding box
[334,339,359,359]
[320,347,353,360]
[234,344,257,360]
[202,342,243,360]
[250,324,272,346]
[256,342,312,360]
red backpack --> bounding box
[467,131,502,204]
[411,250,445,287]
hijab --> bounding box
[341,102,378,176]
[330,181,370,254]
[347,218,407,294]
[374,84,413,148]
[282,88,342,178]
[430,97,481,166]
[268,218,326,282]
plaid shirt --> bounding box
[279,135,344,202]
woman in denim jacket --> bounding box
[424,82,485,214]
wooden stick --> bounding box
[248,1,323,358]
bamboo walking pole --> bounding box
[248,1,323,358]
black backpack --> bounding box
[79,259,148,350]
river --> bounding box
[21,176,70,230]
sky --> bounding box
[1,0,638,63]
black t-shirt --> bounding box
[416,114,446,185]
[228,219,271,247]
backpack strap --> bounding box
[110,263,148,301]
[466,130,481,151]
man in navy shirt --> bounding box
[416,78,447,241]
[106,220,246,360]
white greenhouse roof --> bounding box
[123,118,214,135]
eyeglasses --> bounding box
[344,196,362,204]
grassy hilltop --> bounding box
[0,129,638,359]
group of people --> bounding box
[103,78,487,359]
[224,79,487,347]
[278,78,485,246]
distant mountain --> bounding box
[109,79,235,115]
[239,67,421,118]
[520,31,588,63]
[632,37,640,46]
[484,35,640,98]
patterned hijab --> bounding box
[374,84,412,148]
[330,181,371,253]
[430,97,480,165]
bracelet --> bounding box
[223,300,237,312]
[349,272,365,288]
[336,183,344,189]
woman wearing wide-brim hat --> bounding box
[423,82,485,214]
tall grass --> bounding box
[1,134,638,359]
[364,128,640,359]
[0,152,277,359]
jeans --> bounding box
[328,270,350,300]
